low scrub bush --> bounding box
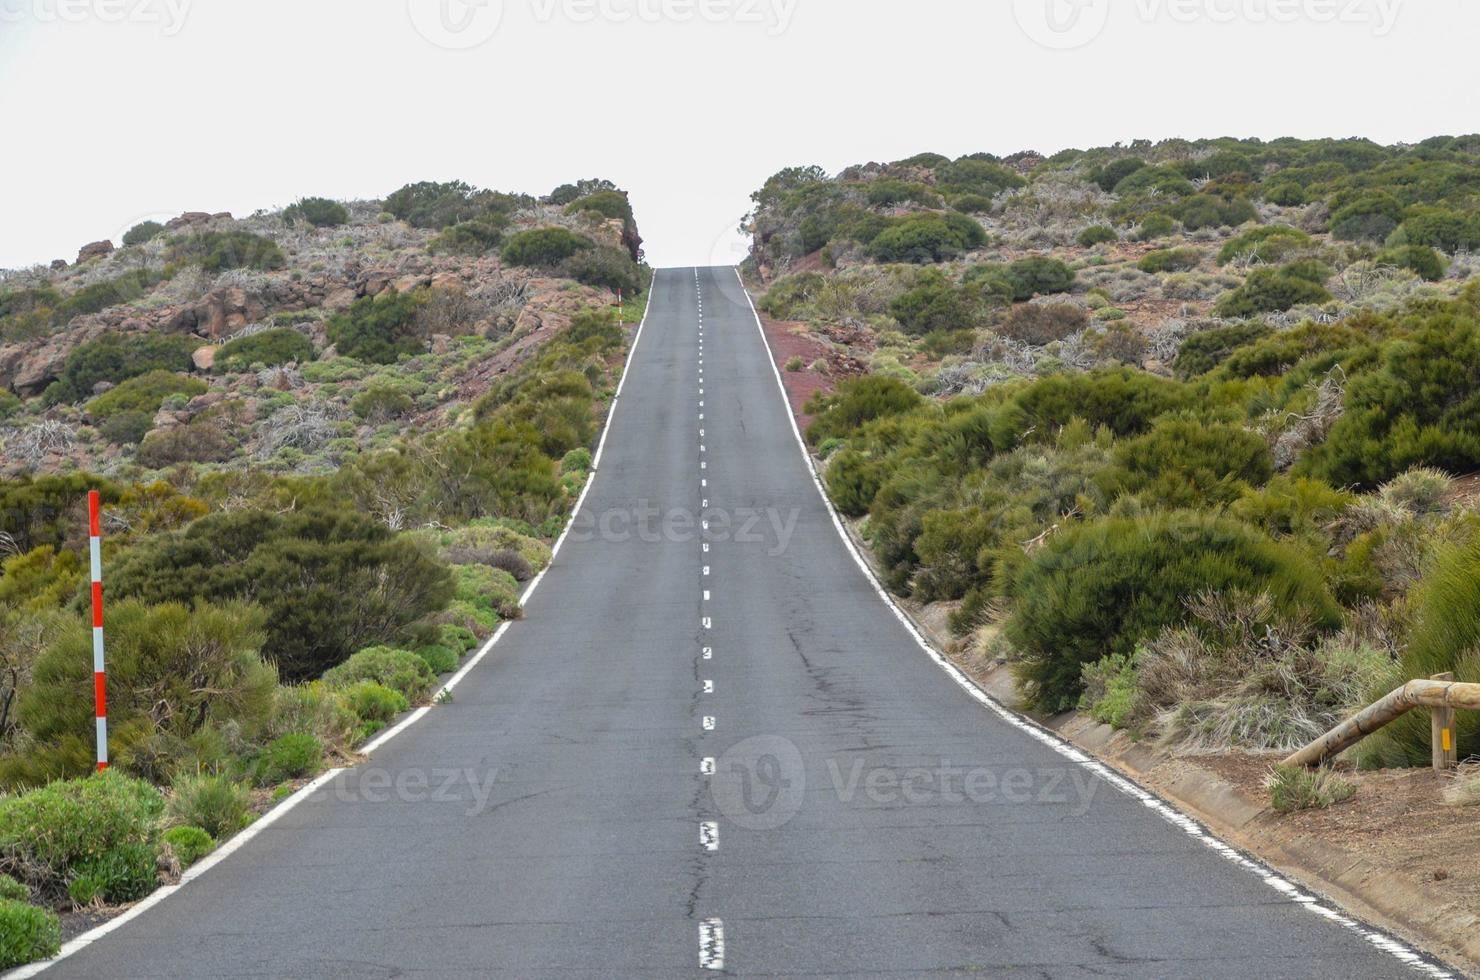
[1006,512,1340,712]
[1105,420,1273,507]
[500,227,593,268]
[1169,192,1258,231]
[1137,247,1201,274]
[428,219,504,255]
[1076,225,1118,247]
[161,826,214,867]
[167,230,285,273]
[1003,256,1075,300]
[1215,266,1331,318]
[250,733,323,787]
[51,333,197,403]
[384,180,504,229]
[324,647,436,703]
[1377,244,1446,281]
[1133,214,1176,240]
[136,421,234,468]
[414,644,459,674]
[282,197,348,228]
[122,220,164,247]
[1393,207,1480,253]
[165,773,251,839]
[0,875,26,902]
[327,292,426,365]
[997,303,1088,345]
[804,375,922,445]
[342,681,408,739]
[214,328,312,372]
[1267,765,1355,813]
[86,370,205,421]
[1216,225,1311,266]
[350,382,414,422]
[0,771,163,904]
[1091,157,1146,193]
[888,271,992,336]
[0,899,60,968]
[561,246,643,295]
[1172,323,1272,378]
[867,213,984,263]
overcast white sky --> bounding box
[2,0,1477,271]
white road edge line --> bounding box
[731,266,1452,980]
[3,278,663,980]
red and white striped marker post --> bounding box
[87,490,108,771]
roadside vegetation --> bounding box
[747,136,1480,790]
[0,178,647,963]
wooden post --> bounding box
[1432,672,1458,773]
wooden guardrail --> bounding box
[1283,673,1477,771]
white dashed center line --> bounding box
[700,918,725,971]
[701,821,719,851]
[703,716,716,731]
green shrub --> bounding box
[350,383,414,422]
[1092,158,1146,193]
[428,219,505,255]
[167,230,285,273]
[1393,207,1480,253]
[324,647,436,703]
[1172,323,1272,378]
[563,190,634,223]
[1005,367,1190,442]
[164,773,251,839]
[282,197,349,228]
[439,624,480,652]
[888,271,992,335]
[122,220,165,246]
[0,388,20,420]
[0,899,60,968]
[51,270,164,326]
[17,602,276,782]
[500,227,593,268]
[342,681,407,739]
[0,546,83,611]
[1133,214,1177,240]
[1213,320,1366,380]
[863,179,941,208]
[161,826,215,867]
[0,875,27,902]
[384,180,499,229]
[934,158,1025,197]
[214,328,313,372]
[413,644,459,674]
[805,375,922,445]
[250,733,323,787]
[757,273,825,319]
[1216,225,1311,265]
[1215,267,1331,317]
[1263,182,1306,206]
[108,509,453,682]
[560,447,592,474]
[1006,512,1340,712]
[1329,190,1404,241]
[52,333,197,403]
[1170,192,1258,231]
[1076,225,1118,247]
[1106,420,1273,507]
[1298,314,1480,487]
[86,370,205,421]
[136,422,234,468]
[1377,244,1446,281]
[1079,652,1140,729]
[1137,247,1201,274]
[867,213,983,263]
[327,292,425,365]
[1004,256,1075,300]
[1114,165,1193,197]
[0,772,163,903]
[1267,765,1355,813]
[562,246,643,294]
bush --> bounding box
[563,190,634,223]
[1172,323,1272,378]
[1216,225,1311,266]
[384,180,486,229]
[561,246,643,294]
[1004,257,1075,300]
[1263,182,1306,206]
[413,644,459,674]
[867,213,983,263]
[50,270,164,326]
[52,333,197,403]
[757,273,825,319]
[888,271,991,335]
[161,826,214,868]
[324,647,437,703]
[1107,420,1273,507]
[428,219,505,255]
[560,447,592,474]
[1267,765,1355,813]
[122,220,165,247]
[1393,207,1480,253]
[1329,191,1404,241]
[1005,367,1190,442]
[500,227,593,268]
[17,602,276,782]
[342,681,407,739]
[108,509,453,682]
[0,546,83,611]
[439,624,480,652]
[1092,158,1146,193]
[350,383,414,422]
[136,422,234,467]
[1006,512,1340,712]
[1377,244,1446,281]
[165,774,251,839]
[1215,267,1331,317]
[282,197,349,228]
[1170,192,1258,231]
[327,292,425,365]
[1133,214,1177,240]
[86,370,205,421]
[0,388,20,420]
[214,328,313,372]
[1137,247,1201,274]
[0,772,163,903]
[0,875,26,902]
[0,899,60,968]
[1076,225,1118,247]
[1298,315,1480,487]
[251,733,323,787]
[167,231,285,273]
[998,303,1088,345]
[1079,652,1140,729]
[1358,537,1480,767]
[805,375,922,445]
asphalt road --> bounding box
[35,267,1437,978]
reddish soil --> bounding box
[756,313,840,432]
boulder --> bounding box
[165,211,215,231]
[192,346,217,371]
[76,240,114,263]
[324,286,357,312]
